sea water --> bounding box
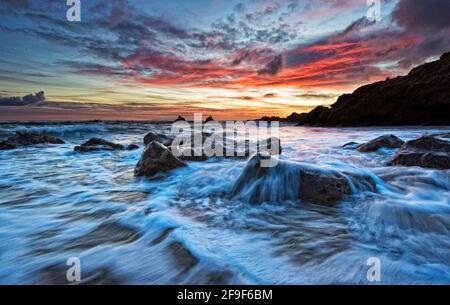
[0,122,449,284]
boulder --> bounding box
[231,153,376,206]
[343,142,359,149]
[299,172,351,205]
[74,138,124,152]
[356,135,404,152]
[135,141,186,177]
[143,132,173,146]
[388,135,450,169]
[127,144,139,150]
[0,131,64,150]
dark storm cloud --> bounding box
[0,91,45,106]
[393,0,450,32]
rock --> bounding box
[177,148,208,162]
[205,116,215,123]
[0,131,64,150]
[74,138,124,152]
[143,132,173,146]
[135,141,186,177]
[343,142,359,149]
[231,153,375,206]
[388,135,450,169]
[127,144,139,150]
[297,51,450,126]
[356,135,404,152]
[299,171,351,205]
[174,115,186,122]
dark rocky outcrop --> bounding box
[0,131,64,150]
[342,142,359,149]
[205,116,215,123]
[174,115,186,122]
[297,52,450,126]
[388,135,450,169]
[231,153,376,206]
[356,135,404,152]
[143,132,173,146]
[74,138,124,152]
[135,141,186,177]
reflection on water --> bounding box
[0,122,449,284]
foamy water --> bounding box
[0,122,449,284]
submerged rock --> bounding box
[135,141,186,177]
[74,138,124,152]
[127,144,139,150]
[0,131,64,150]
[343,142,359,149]
[143,132,173,146]
[388,135,450,169]
[356,135,404,152]
[231,153,376,206]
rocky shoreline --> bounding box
[1,128,449,207]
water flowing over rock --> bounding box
[297,52,450,126]
[74,138,124,152]
[388,135,450,169]
[356,135,404,152]
[0,131,64,150]
[231,153,376,206]
[135,141,186,177]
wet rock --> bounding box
[135,141,186,177]
[231,153,376,206]
[178,148,209,162]
[143,132,173,146]
[343,142,359,149]
[0,131,64,150]
[299,172,351,206]
[356,135,404,152]
[388,135,450,169]
[64,221,141,250]
[74,138,124,152]
[127,144,139,150]
[168,241,199,273]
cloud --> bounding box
[258,55,283,75]
[0,91,45,106]
[393,0,450,32]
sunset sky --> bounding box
[0,0,449,121]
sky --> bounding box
[0,0,449,121]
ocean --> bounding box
[0,122,449,284]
